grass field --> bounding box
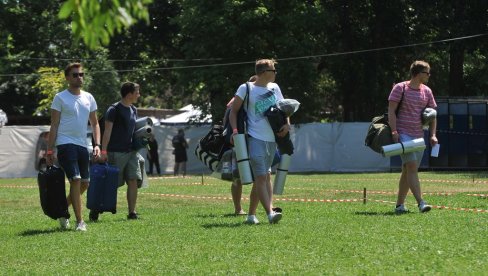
[1,172,487,274]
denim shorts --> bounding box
[108,151,142,187]
[247,136,277,177]
[56,143,90,182]
[399,133,424,168]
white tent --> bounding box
[160,104,212,125]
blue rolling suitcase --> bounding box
[87,163,119,214]
[37,166,70,220]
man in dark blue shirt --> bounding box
[99,82,142,220]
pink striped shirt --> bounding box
[388,81,437,138]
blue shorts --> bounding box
[56,143,90,182]
[399,134,424,168]
[248,136,277,177]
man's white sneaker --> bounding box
[245,215,259,225]
[58,217,70,229]
[75,221,87,231]
[268,212,282,224]
[419,201,432,213]
[394,204,408,214]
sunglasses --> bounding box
[72,72,85,78]
[264,69,277,74]
[421,71,431,76]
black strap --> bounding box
[243,82,249,107]
[395,83,406,116]
[244,82,250,113]
[241,82,250,134]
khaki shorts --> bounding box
[108,151,143,187]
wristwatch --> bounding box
[95,144,102,147]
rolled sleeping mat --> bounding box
[273,153,291,195]
[134,125,152,138]
[135,117,153,130]
[234,134,253,184]
[137,153,149,188]
[382,138,426,157]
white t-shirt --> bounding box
[51,90,97,147]
[235,82,284,142]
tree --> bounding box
[107,0,184,110]
[59,0,153,49]
[2,0,488,124]
[0,0,71,116]
[83,48,121,116]
[33,67,65,115]
[175,0,327,123]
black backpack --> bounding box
[223,82,249,145]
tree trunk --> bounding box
[448,42,465,96]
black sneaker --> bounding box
[272,207,283,213]
[89,210,99,222]
[127,212,139,220]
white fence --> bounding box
[0,123,389,178]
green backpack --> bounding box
[365,83,406,154]
[365,114,394,153]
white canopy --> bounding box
[160,104,212,125]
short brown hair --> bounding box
[120,82,140,98]
[64,63,82,76]
[255,59,277,75]
[410,60,430,77]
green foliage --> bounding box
[1,0,487,122]
[59,0,153,49]
[33,67,65,116]
[0,0,74,116]
[83,48,121,116]
[1,172,487,274]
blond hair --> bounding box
[255,59,277,75]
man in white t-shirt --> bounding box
[46,63,101,231]
[229,59,290,224]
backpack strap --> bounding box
[395,83,406,116]
[243,82,250,134]
[243,82,250,110]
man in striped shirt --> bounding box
[388,60,438,214]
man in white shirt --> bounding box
[229,59,290,224]
[46,63,101,231]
